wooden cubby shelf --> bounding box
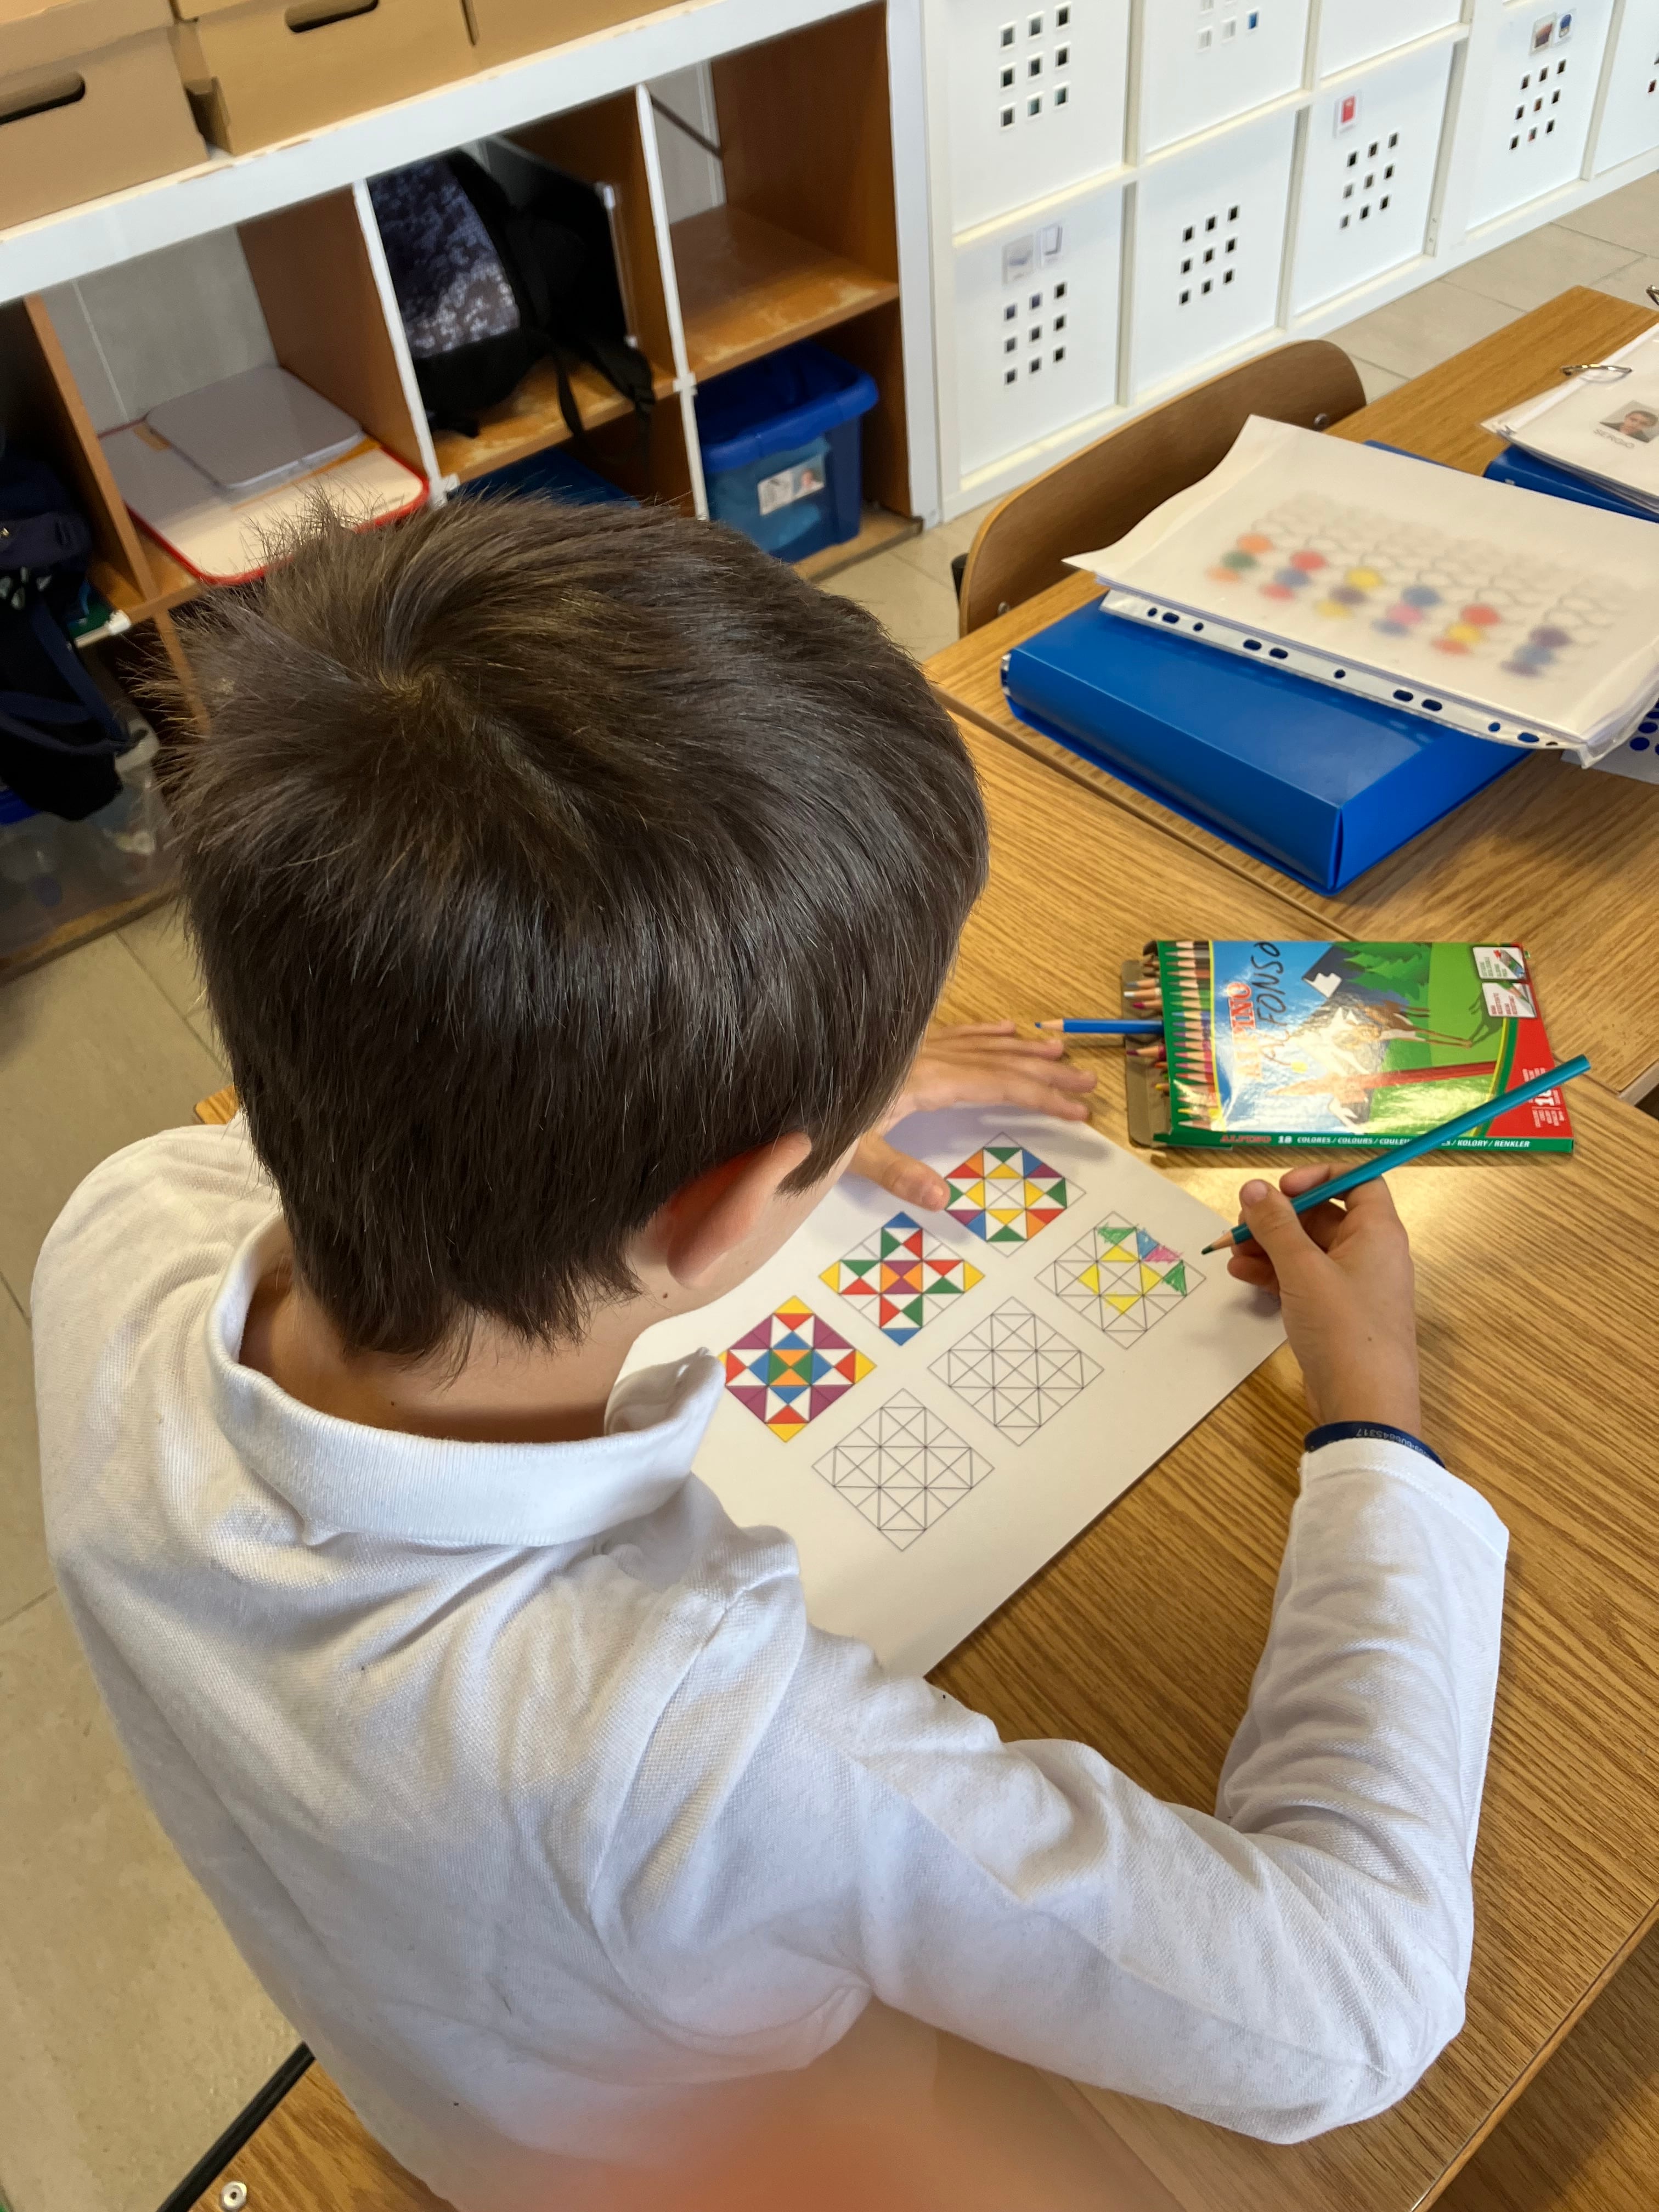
[672,206,900,384]
[435,358,678,487]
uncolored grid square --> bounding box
[929,1299,1100,1443]
[820,1211,983,1343]
[1041,1217,1203,1344]
[724,1298,874,1441]
[814,1391,992,1550]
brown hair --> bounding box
[168,498,986,1358]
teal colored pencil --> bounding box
[1200,1054,1593,1255]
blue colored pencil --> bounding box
[1200,1054,1592,1254]
[1036,1018,1165,1037]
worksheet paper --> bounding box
[623,1110,1285,1678]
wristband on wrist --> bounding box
[1305,1420,1444,1468]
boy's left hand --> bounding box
[848,1022,1096,1210]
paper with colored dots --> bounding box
[1066,416,1659,763]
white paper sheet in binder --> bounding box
[1064,415,1659,765]
[1484,326,1659,517]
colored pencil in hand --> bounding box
[1036,1018,1165,1037]
[1199,1054,1592,1254]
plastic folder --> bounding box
[1001,600,1520,895]
[1482,443,1659,523]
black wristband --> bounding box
[1305,1420,1445,1469]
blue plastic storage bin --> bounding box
[456,446,637,508]
[695,342,879,560]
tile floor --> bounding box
[3,174,1657,2212]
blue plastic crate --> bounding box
[695,342,879,560]
[455,446,637,507]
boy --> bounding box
[35,502,1506,2210]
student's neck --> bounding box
[240,1240,658,1444]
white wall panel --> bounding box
[1290,41,1454,313]
[951,183,1122,475]
[1466,0,1613,228]
[1138,0,1309,156]
[1128,108,1295,397]
[941,0,1130,230]
[1316,0,1461,83]
[1594,0,1659,172]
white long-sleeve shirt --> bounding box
[35,1121,1508,2210]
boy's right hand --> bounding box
[1227,1166,1423,1436]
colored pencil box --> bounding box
[1000,600,1519,896]
[1482,443,1659,521]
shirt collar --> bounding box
[204,1217,724,1547]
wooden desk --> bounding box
[926,289,1659,1098]
[175,720,1659,2212]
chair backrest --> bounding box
[956,341,1367,634]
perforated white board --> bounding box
[940,0,1130,233]
[1316,0,1460,82]
[951,183,1122,477]
[1138,0,1310,156]
[1466,0,1614,229]
[620,1110,1284,1679]
[1128,109,1296,400]
[1593,0,1659,172]
[1290,42,1454,315]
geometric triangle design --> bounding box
[928,1299,1101,1444]
[938,1133,1073,1252]
[1037,1216,1204,1347]
[820,1211,984,1344]
[813,1390,992,1550]
[723,1296,876,1440]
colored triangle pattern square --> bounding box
[929,1299,1101,1444]
[1039,1216,1204,1345]
[938,1135,1074,1252]
[813,1390,992,1550]
[820,1211,984,1344]
[723,1296,876,1440]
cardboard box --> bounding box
[0,0,204,228]
[464,0,678,71]
[170,0,474,153]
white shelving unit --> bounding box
[5,0,1659,559]
[927,0,1659,519]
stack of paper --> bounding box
[101,365,426,587]
[1066,416,1659,765]
[1485,328,1659,517]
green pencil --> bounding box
[1200,1054,1592,1255]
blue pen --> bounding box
[1201,1054,1592,1254]
[1035,1018,1165,1037]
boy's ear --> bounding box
[650,1132,817,1289]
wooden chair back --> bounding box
[956,341,1367,633]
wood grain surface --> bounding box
[1325,286,1659,475]
[185,2063,448,2212]
[928,720,1659,2212]
[1438,1917,1659,2212]
[669,204,900,382]
[926,292,1659,1091]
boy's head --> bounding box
[170,498,986,1360]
